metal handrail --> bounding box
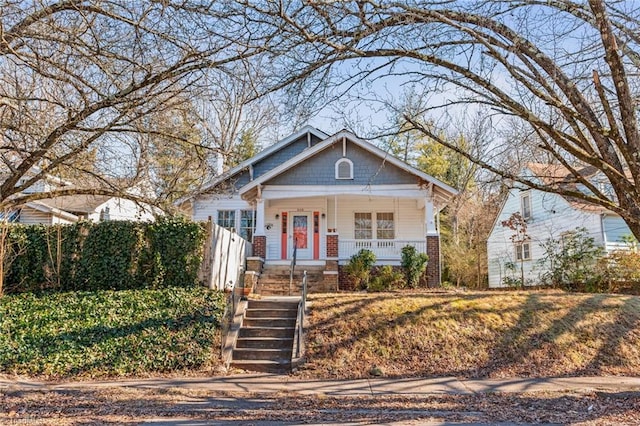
[289,237,298,296]
[296,270,308,359]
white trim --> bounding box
[25,201,79,222]
[239,130,458,198]
[335,158,354,179]
[261,185,431,200]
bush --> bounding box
[538,227,605,291]
[368,265,404,292]
[1,217,206,294]
[601,250,640,293]
[401,245,429,288]
[343,249,376,290]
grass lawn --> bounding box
[299,290,640,379]
[0,287,225,379]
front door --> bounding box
[289,212,313,259]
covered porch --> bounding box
[244,184,443,287]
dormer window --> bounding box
[335,158,353,180]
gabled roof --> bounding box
[35,194,111,214]
[240,129,458,201]
[525,163,611,214]
[24,201,80,222]
[197,125,328,194]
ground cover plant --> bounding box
[299,290,640,379]
[0,286,224,379]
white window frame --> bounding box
[354,212,372,239]
[335,158,354,180]
[376,212,395,240]
[515,241,531,261]
[354,211,395,240]
[521,192,532,220]
[217,210,236,231]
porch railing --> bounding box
[338,239,427,260]
[294,270,307,359]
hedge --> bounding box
[1,217,206,294]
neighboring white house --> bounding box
[487,163,633,288]
[4,169,156,224]
[181,125,458,289]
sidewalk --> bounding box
[2,374,640,396]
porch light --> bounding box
[275,213,280,219]
[321,213,326,218]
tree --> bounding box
[239,0,640,239]
[0,1,266,210]
[197,64,279,171]
[501,212,530,288]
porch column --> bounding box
[425,198,440,287]
[324,232,340,291]
[252,198,266,259]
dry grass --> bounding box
[297,290,640,379]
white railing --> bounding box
[338,239,427,260]
[606,242,636,253]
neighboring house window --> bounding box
[515,242,531,261]
[0,209,20,222]
[521,192,532,219]
[335,158,354,179]
[217,210,236,231]
[354,212,372,239]
[239,210,254,242]
[376,212,394,239]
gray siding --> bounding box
[213,134,323,191]
[266,141,416,186]
[252,136,312,177]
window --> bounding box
[521,193,531,219]
[515,242,531,261]
[217,210,235,230]
[335,158,354,179]
[376,212,394,239]
[354,212,372,239]
[355,212,395,240]
[239,210,254,242]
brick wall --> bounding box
[253,235,266,259]
[426,235,440,287]
[326,233,339,257]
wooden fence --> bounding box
[198,218,251,290]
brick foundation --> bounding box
[426,235,440,287]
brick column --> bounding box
[326,233,339,258]
[324,232,340,291]
[252,235,266,259]
[426,235,440,287]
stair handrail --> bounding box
[295,270,308,359]
[289,237,298,296]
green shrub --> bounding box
[344,249,376,290]
[369,265,404,292]
[538,227,605,291]
[401,245,429,288]
[1,218,206,294]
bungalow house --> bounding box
[487,163,633,287]
[182,125,458,291]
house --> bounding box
[4,168,155,224]
[487,163,633,287]
[17,194,155,224]
[182,125,458,291]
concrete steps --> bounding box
[230,298,300,373]
[257,265,324,296]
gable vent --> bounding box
[335,158,354,180]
